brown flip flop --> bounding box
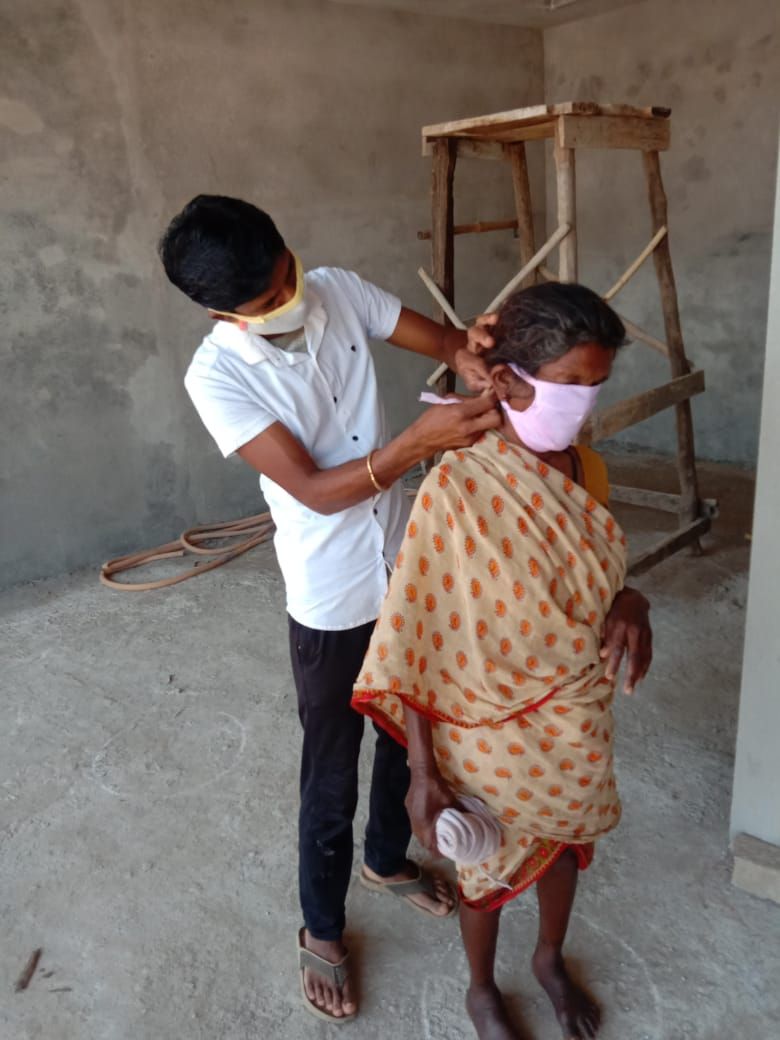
[296,928,356,1024]
[359,864,458,918]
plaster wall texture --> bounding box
[543,0,779,462]
[730,141,780,848]
[3,0,778,588]
[0,0,544,587]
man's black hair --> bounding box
[158,195,286,312]
[488,281,627,374]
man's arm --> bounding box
[387,308,494,391]
[237,393,500,516]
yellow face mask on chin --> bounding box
[213,252,307,334]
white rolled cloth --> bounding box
[434,796,502,866]
[419,391,461,406]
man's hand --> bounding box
[600,586,653,694]
[466,312,498,355]
[455,313,498,389]
[387,308,497,391]
[453,347,492,392]
[411,392,501,456]
[405,770,458,855]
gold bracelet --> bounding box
[366,451,386,493]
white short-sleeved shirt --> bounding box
[184,267,411,630]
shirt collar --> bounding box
[211,283,327,368]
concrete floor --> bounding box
[2,457,778,1040]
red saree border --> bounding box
[352,692,601,915]
[353,696,409,747]
[351,683,562,739]
[460,841,595,913]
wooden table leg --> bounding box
[431,137,457,399]
[554,140,577,282]
[643,149,702,537]
[508,142,536,288]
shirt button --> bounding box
[352,435,359,441]
[373,508,378,516]
[351,345,357,352]
[333,396,338,403]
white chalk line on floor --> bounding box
[87,710,247,800]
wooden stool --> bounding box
[418,102,715,577]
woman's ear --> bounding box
[491,364,535,409]
[490,364,515,402]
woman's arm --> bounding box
[600,586,652,694]
[404,705,458,854]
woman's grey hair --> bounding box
[487,282,627,374]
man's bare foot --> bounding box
[362,859,455,916]
[466,982,522,1040]
[532,946,600,1039]
[302,931,356,1019]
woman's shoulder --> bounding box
[574,445,609,507]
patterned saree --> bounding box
[352,431,627,910]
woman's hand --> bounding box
[403,705,458,855]
[405,768,458,856]
[600,586,652,694]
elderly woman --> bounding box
[352,282,652,1040]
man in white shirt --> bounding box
[159,195,499,1023]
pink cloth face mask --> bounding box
[501,363,601,453]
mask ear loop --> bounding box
[502,366,535,410]
[210,253,303,330]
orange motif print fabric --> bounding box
[352,431,628,909]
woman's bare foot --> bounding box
[362,859,455,916]
[532,946,600,1039]
[302,931,356,1019]
[466,982,522,1040]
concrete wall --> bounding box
[544,0,779,463]
[0,0,544,587]
[730,143,780,848]
[4,0,778,586]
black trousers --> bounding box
[289,615,412,941]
